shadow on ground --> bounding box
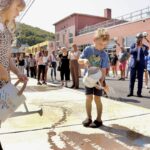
[10,108,43,118]
[24,85,62,92]
[48,124,150,150]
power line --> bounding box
[19,0,36,22]
[15,0,36,46]
[17,0,32,21]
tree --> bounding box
[15,23,55,46]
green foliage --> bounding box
[16,23,55,46]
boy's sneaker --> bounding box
[43,82,47,85]
[37,82,42,85]
[82,118,92,127]
[89,120,103,128]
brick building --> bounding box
[54,7,150,53]
[54,8,112,49]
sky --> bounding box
[17,0,150,33]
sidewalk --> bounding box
[0,75,150,150]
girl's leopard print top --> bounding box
[0,19,12,88]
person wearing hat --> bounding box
[127,33,149,97]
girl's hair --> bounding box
[0,0,26,31]
[94,28,110,41]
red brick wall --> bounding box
[55,16,76,32]
[76,15,108,33]
[74,18,150,52]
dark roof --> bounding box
[53,13,107,25]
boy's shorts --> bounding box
[85,87,102,96]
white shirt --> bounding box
[137,48,141,61]
[43,56,48,65]
[50,54,57,62]
[69,51,80,60]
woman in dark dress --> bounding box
[59,47,70,87]
[110,52,118,78]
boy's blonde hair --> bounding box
[94,28,110,41]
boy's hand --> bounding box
[84,59,90,67]
[0,64,9,81]
[103,85,109,93]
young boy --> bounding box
[78,28,110,128]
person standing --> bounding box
[125,55,131,78]
[49,51,57,81]
[118,47,128,80]
[43,51,49,84]
[25,55,30,77]
[18,54,25,74]
[0,0,27,149]
[68,44,80,89]
[59,47,70,87]
[145,50,150,90]
[28,54,36,78]
[127,33,149,97]
[144,62,149,89]
[110,51,118,77]
[36,51,45,85]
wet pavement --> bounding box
[0,73,150,150]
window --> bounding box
[63,34,65,44]
[69,33,73,44]
[56,34,60,41]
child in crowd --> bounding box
[78,28,110,128]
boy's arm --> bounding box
[78,58,90,69]
[99,52,109,87]
[78,58,88,65]
[78,47,89,66]
[99,68,106,86]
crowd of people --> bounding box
[10,33,150,97]
[11,28,150,128]
[11,43,81,89]
[1,0,150,149]
[108,33,150,96]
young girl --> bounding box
[0,0,27,147]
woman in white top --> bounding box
[68,44,80,89]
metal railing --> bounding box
[78,6,150,35]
